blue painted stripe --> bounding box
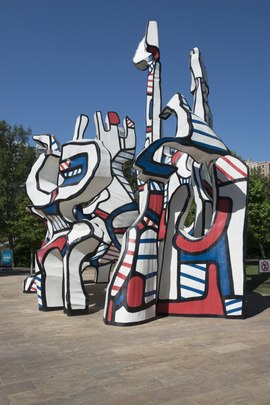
[145,271,158,279]
[116,294,125,306]
[35,276,41,282]
[137,254,157,260]
[192,119,207,126]
[193,128,219,141]
[181,272,205,284]
[151,182,157,191]
[192,140,226,152]
[144,290,156,297]
[226,306,242,315]
[140,238,157,244]
[181,285,204,295]
[146,209,160,224]
[36,285,42,291]
[37,294,42,300]
[187,263,207,272]
[225,299,242,307]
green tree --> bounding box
[0,120,36,253]
[10,195,45,267]
[247,170,270,258]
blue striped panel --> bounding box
[181,272,206,284]
[37,294,42,300]
[187,263,207,272]
[226,306,242,315]
[137,254,157,260]
[150,182,157,191]
[193,128,220,141]
[225,299,242,307]
[192,140,226,152]
[192,119,207,126]
[181,285,205,295]
[36,285,42,291]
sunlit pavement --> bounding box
[1,273,270,405]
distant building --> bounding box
[245,160,270,177]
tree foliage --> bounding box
[0,120,44,265]
[247,170,270,258]
[10,195,45,266]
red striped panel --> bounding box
[222,156,247,177]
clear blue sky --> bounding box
[1,0,269,161]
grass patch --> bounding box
[246,264,270,295]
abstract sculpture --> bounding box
[26,112,138,314]
[25,20,248,325]
[103,21,248,325]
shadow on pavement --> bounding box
[245,291,270,318]
[2,271,270,319]
[0,268,30,277]
[84,282,107,314]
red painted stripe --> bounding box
[117,272,127,280]
[175,199,230,253]
[216,164,234,181]
[103,253,119,259]
[222,156,247,177]
[128,238,137,243]
[50,188,58,202]
[172,150,182,165]
[94,208,109,220]
[107,300,113,322]
[122,261,132,268]
[37,236,67,263]
[114,228,127,234]
[146,126,152,133]
[126,250,135,256]
[112,285,120,291]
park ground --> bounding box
[0,267,270,404]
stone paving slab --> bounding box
[1,274,270,404]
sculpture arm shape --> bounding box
[26,146,60,206]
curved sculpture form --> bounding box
[104,21,248,326]
[26,112,138,315]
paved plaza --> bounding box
[1,272,270,404]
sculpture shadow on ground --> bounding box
[84,282,107,314]
[245,291,270,318]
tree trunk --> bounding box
[259,241,266,259]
